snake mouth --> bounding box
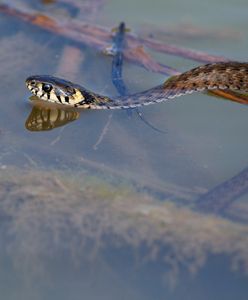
[26,83,39,96]
[26,76,41,96]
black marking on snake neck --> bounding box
[79,90,97,105]
[57,95,62,103]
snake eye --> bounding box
[30,80,36,86]
[43,83,52,93]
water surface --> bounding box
[0,0,247,299]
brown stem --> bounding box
[137,37,229,63]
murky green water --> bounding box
[0,0,248,299]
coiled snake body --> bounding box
[26,62,248,109]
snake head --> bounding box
[26,75,84,106]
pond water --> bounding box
[0,0,247,299]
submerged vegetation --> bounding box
[0,166,248,285]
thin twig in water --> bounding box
[135,110,166,134]
[50,127,65,146]
[23,153,38,168]
[93,114,113,150]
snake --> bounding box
[26,62,248,109]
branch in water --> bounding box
[124,45,179,75]
[137,37,229,63]
[0,3,229,76]
[195,165,248,216]
[138,23,243,41]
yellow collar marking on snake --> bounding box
[26,62,248,109]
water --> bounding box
[0,0,247,299]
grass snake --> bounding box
[26,62,248,109]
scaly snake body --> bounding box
[26,62,248,109]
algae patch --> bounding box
[0,166,247,285]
